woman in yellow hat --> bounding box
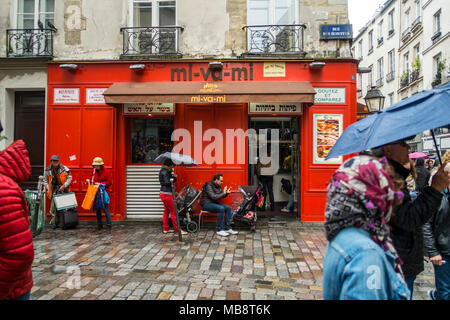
[91,157,112,230]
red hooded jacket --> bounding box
[92,166,112,192]
[0,140,34,299]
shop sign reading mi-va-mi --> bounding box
[124,103,175,115]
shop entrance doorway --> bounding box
[248,117,300,218]
[14,91,45,190]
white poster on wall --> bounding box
[86,88,107,104]
[314,88,346,104]
[54,88,80,104]
[313,114,343,164]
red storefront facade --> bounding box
[46,59,357,222]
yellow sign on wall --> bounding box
[263,62,286,77]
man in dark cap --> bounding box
[372,137,450,298]
[415,157,431,191]
[43,154,72,229]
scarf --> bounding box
[324,156,405,278]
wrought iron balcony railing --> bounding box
[401,27,411,41]
[242,24,306,55]
[411,16,422,31]
[376,77,384,87]
[120,26,184,56]
[6,29,54,57]
[386,71,395,82]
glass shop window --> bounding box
[130,118,174,164]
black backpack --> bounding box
[281,178,292,195]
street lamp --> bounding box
[364,86,385,113]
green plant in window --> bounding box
[411,55,421,82]
[400,70,410,86]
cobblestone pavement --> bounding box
[30,218,435,300]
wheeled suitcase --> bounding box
[58,207,79,230]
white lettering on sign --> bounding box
[54,88,80,104]
[86,88,107,104]
[249,103,302,114]
[314,88,346,104]
[123,103,175,114]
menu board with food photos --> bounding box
[313,114,343,164]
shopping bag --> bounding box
[81,184,99,211]
[104,190,110,204]
[93,184,106,211]
[256,190,264,208]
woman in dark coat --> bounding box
[159,159,187,235]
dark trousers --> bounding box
[96,203,112,226]
[203,203,232,232]
[260,175,274,210]
[405,276,416,299]
[433,255,450,300]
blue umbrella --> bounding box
[327,82,450,160]
[154,152,198,166]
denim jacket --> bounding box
[323,228,410,300]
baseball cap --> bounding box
[50,155,60,161]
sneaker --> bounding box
[427,289,437,300]
[163,230,174,234]
[225,229,238,235]
[281,208,290,213]
[216,230,229,237]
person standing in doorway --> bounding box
[91,157,113,230]
[257,160,275,211]
[415,157,430,191]
[159,159,187,235]
[43,155,72,229]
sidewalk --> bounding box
[30,218,435,300]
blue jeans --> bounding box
[433,255,450,300]
[405,276,416,299]
[203,203,232,232]
[14,291,31,300]
[96,203,112,226]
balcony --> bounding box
[431,31,442,43]
[388,29,395,37]
[377,37,384,46]
[411,16,422,32]
[376,77,384,87]
[6,29,54,57]
[401,27,411,42]
[120,26,184,57]
[386,71,395,82]
[242,24,306,55]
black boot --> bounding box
[97,224,103,230]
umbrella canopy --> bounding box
[409,152,429,159]
[327,82,450,159]
[154,152,198,166]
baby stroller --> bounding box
[176,184,202,233]
[231,182,264,232]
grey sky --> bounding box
[348,0,387,36]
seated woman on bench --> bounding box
[200,174,238,237]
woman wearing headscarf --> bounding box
[323,155,410,300]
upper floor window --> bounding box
[16,0,54,29]
[378,20,383,41]
[358,39,363,58]
[434,9,441,34]
[415,0,421,19]
[405,9,410,29]
[130,0,176,27]
[388,49,395,73]
[388,9,395,32]
[247,0,298,25]
[368,30,373,51]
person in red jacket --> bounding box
[91,157,112,230]
[0,129,34,299]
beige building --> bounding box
[351,0,449,154]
